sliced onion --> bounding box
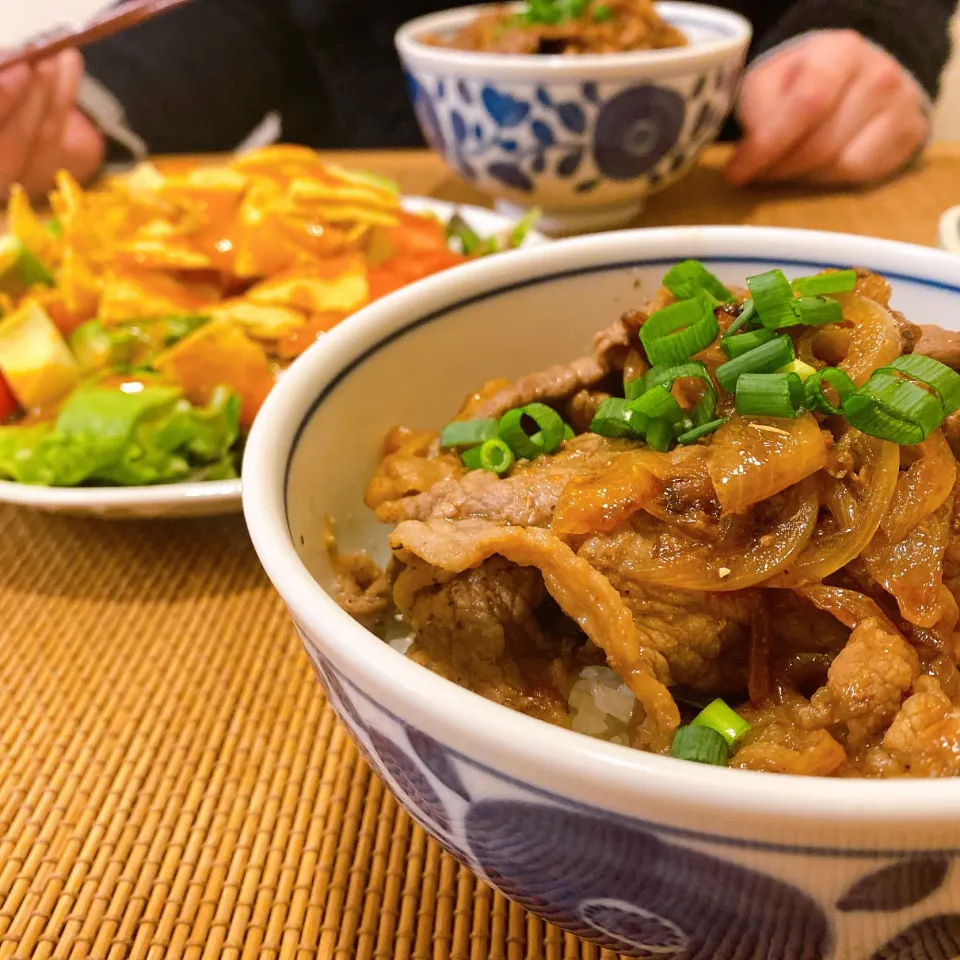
[794,584,900,634]
[578,479,818,592]
[767,428,900,587]
[707,414,828,515]
[864,503,952,629]
[797,325,851,370]
[835,293,902,386]
[553,458,663,536]
[881,430,957,544]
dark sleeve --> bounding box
[751,0,957,99]
[82,0,318,157]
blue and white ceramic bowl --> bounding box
[395,3,751,234]
[244,226,960,960]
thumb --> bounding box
[0,63,32,121]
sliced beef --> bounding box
[330,545,392,631]
[364,426,463,510]
[400,556,572,723]
[817,618,920,747]
[389,517,680,750]
[883,676,960,776]
[916,324,960,371]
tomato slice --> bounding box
[0,370,19,422]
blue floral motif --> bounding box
[536,86,553,107]
[406,726,471,802]
[582,81,600,104]
[464,800,830,959]
[451,110,467,144]
[557,101,586,134]
[487,162,533,192]
[556,148,583,178]
[691,102,715,140]
[837,855,951,912]
[457,80,473,104]
[593,84,686,180]
[404,71,444,153]
[532,120,555,146]
[482,87,530,127]
[870,915,960,959]
[575,178,600,193]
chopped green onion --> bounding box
[889,354,960,416]
[721,299,756,338]
[640,297,719,366]
[646,418,674,452]
[439,418,499,449]
[644,360,717,425]
[45,217,62,239]
[624,377,646,402]
[691,698,751,747]
[804,366,855,416]
[563,423,575,441]
[715,335,795,393]
[735,372,806,418]
[793,296,843,327]
[589,398,646,438]
[478,438,515,474]
[721,327,775,359]
[629,384,684,423]
[791,269,857,297]
[747,269,795,329]
[677,418,729,445]
[778,359,818,381]
[499,402,565,459]
[445,213,481,256]
[670,725,729,766]
[592,3,613,21]
[461,446,483,470]
[662,260,731,303]
[843,370,944,445]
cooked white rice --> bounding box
[567,665,636,745]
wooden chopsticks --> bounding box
[0,0,194,73]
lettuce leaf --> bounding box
[0,384,240,486]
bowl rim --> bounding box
[395,1,753,77]
[243,224,960,836]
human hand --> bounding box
[725,30,929,187]
[0,51,104,201]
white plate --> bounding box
[0,196,548,519]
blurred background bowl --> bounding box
[395,2,751,234]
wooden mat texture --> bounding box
[1,145,958,957]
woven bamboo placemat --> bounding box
[0,146,958,957]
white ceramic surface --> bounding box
[0,197,546,519]
[938,204,960,255]
[396,3,751,233]
[245,226,960,960]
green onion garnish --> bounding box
[804,366,855,416]
[439,418,499,449]
[563,423,575,441]
[461,446,482,470]
[662,260,731,303]
[747,269,795,330]
[715,335,795,393]
[721,327,775,360]
[479,438,515,474]
[843,370,944,445]
[644,360,717,425]
[499,402,565,459]
[676,418,729,445]
[670,725,729,766]
[592,3,613,20]
[691,698,751,747]
[736,372,806,418]
[509,207,542,249]
[589,397,646,438]
[629,384,684,423]
[624,377,646,403]
[646,418,674,452]
[888,354,960,416]
[793,296,843,327]
[791,269,857,297]
[445,213,482,256]
[721,299,756,339]
[640,297,719,367]
[778,358,817,381]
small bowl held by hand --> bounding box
[396,2,751,234]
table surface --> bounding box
[2,144,959,960]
